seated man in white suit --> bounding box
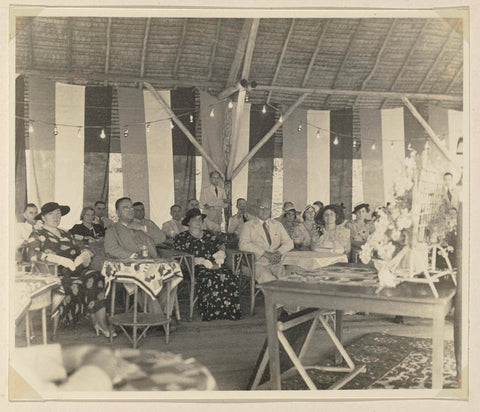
[239,198,294,284]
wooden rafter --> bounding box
[144,82,225,179]
[208,19,222,80]
[227,18,259,178]
[105,18,112,74]
[226,19,253,87]
[446,62,463,94]
[418,20,461,92]
[17,68,222,89]
[28,17,34,69]
[381,20,429,108]
[302,19,330,88]
[402,97,461,168]
[354,19,396,106]
[232,93,310,180]
[139,18,151,78]
[66,17,73,72]
[325,20,362,107]
[173,19,188,78]
[266,19,295,104]
[255,84,462,103]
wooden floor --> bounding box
[16,293,454,391]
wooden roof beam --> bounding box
[354,19,396,106]
[446,62,463,94]
[144,82,225,180]
[208,19,222,80]
[266,18,295,104]
[301,19,330,90]
[325,20,362,107]
[417,20,462,92]
[256,84,462,102]
[105,18,112,74]
[217,19,259,101]
[66,17,73,72]
[402,96,461,168]
[139,18,151,78]
[225,19,253,87]
[381,20,429,108]
[173,19,187,78]
[28,17,34,69]
[17,68,223,89]
[232,93,310,180]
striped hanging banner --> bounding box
[230,102,250,206]
[55,83,85,230]
[84,86,112,207]
[307,110,330,205]
[144,89,174,226]
[117,87,150,216]
[27,75,56,208]
[247,105,275,214]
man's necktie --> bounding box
[215,187,218,197]
[447,189,452,202]
[263,221,272,245]
[242,214,248,223]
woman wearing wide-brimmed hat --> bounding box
[350,203,374,262]
[173,208,241,321]
[26,202,115,338]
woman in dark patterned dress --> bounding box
[26,202,114,337]
[173,208,242,321]
[69,206,105,243]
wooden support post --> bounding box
[302,20,330,88]
[454,203,462,385]
[144,82,225,179]
[224,179,233,226]
[208,19,222,80]
[139,18,151,78]
[105,18,112,74]
[401,96,461,168]
[232,93,310,180]
[173,20,187,78]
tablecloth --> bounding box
[283,250,348,271]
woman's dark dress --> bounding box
[26,228,105,327]
[69,223,105,240]
[173,230,241,321]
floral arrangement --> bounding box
[359,152,417,265]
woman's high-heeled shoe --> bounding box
[94,323,117,338]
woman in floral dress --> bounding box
[26,202,113,337]
[173,208,241,321]
[292,204,322,250]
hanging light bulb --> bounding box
[53,125,58,136]
[189,114,194,123]
[390,141,395,149]
[146,123,150,133]
[353,140,357,148]
[210,107,215,118]
[424,140,430,150]
[279,114,283,123]
[316,129,321,139]
[77,127,82,138]
[371,143,376,151]
[100,128,106,139]
[227,100,233,109]
[262,105,267,114]
[244,93,249,102]
[407,143,413,151]
[28,121,34,134]
[297,123,302,132]
[170,120,175,129]
[333,135,339,146]
[124,127,129,138]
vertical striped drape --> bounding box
[231,102,251,206]
[15,76,27,221]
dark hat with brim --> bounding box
[352,203,369,214]
[35,202,70,220]
[181,208,206,227]
[281,206,297,217]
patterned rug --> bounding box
[281,332,458,390]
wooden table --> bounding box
[157,248,195,320]
[261,264,457,390]
[226,249,257,315]
[102,258,183,348]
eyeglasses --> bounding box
[258,206,271,210]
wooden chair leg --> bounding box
[25,312,31,347]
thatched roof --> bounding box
[15,16,463,111]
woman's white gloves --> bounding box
[194,257,213,269]
[212,250,226,266]
[47,254,76,271]
[74,251,92,268]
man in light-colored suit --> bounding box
[239,198,294,284]
[442,172,460,210]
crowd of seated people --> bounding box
[16,164,460,334]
